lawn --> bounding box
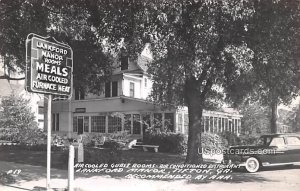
[0,146,186,170]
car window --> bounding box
[286,136,300,146]
[269,137,285,147]
[256,136,272,146]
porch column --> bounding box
[175,113,178,133]
[105,116,108,133]
[209,116,211,133]
[227,118,230,132]
[221,118,224,132]
[182,113,185,134]
[217,117,219,132]
[88,116,91,133]
[162,112,165,131]
[203,116,206,132]
[131,115,133,134]
[237,119,241,135]
[140,114,143,137]
[212,116,215,133]
[121,115,125,131]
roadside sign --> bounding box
[26,33,73,96]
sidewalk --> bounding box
[0,160,300,191]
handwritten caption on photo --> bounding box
[74,163,240,181]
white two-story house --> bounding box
[51,45,242,139]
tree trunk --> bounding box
[185,78,204,164]
[270,100,278,133]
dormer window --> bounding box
[130,82,135,97]
[121,55,128,70]
[105,81,118,97]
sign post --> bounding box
[47,94,52,190]
[25,33,73,190]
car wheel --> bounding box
[245,157,260,173]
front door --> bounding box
[77,117,84,135]
[269,137,289,163]
[285,136,300,162]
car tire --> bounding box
[245,157,260,173]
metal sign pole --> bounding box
[47,94,52,190]
[25,33,73,190]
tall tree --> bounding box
[0,93,37,129]
[241,0,300,133]
[239,102,270,135]
[147,0,255,163]
[85,0,255,163]
[0,0,112,92]
[0,0,49,80]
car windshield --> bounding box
[256,136,272,146]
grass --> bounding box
[0,147,186,170]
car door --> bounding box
[285,136,300,163]
[268,137,290,163]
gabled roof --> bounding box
[136,55,151,72]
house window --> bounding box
[112,81,118,97]
[154,113,162,129]
[214,117,218,132]
[56,113,59,131]
[105,81,118,97]
[177,113,183,133]
[205,117,209,132]
[108,116,122,133]
[105,82,111,97]
[164,113,174,132]
[124,114,132,133]
[121,55,128,70]
[75,88,85,100]
[145,78,147,87]
[210,117,214,132]
[130,82,135,97]
[84,116,89,132]
[184,113,189,134]
[142,114,151,133]
[133,114,141,134]
[52,114,56,131]
[52,113,59,131]
[73,117,78,132]
[91,116,106,133]
[225,118,228,131]
[218,118,222,132]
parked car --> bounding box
[223,133,300,172]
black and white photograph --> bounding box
[0,0,300,190]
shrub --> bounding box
[0,128,19,142]
[79,134,93,147]
[143,132,187,154]
[218,131,242,147]
[0,93,38,130]
[0,172,16,184]
[109,131,130,142]
[218,132,258,147]
[201,132,227,150]
[0,127,47,145]
[0,143,64,151]
[59,145,123,166]
[238,135,259,145]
